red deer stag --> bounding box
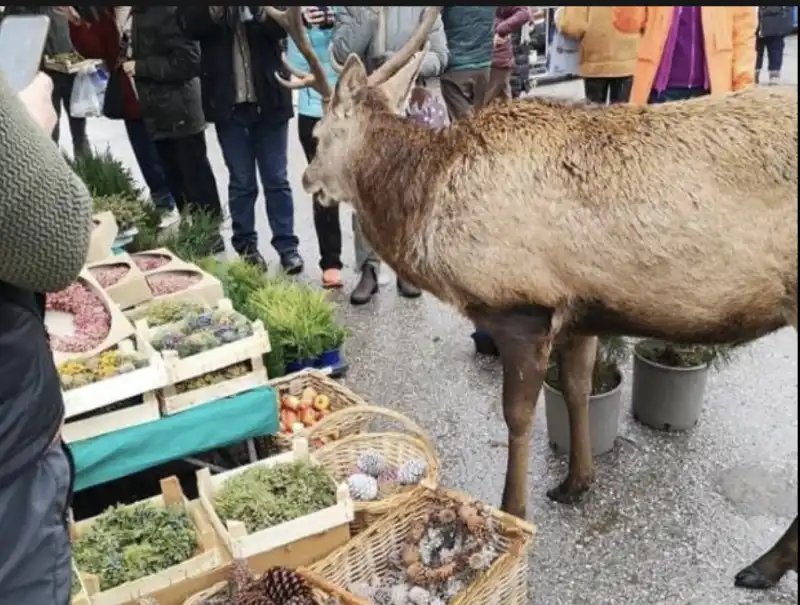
[266,6,798,591]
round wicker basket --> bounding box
[311,406,439,535]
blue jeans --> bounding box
[124,119,176,211]
[648,86,709,104]
[215,104,298,257]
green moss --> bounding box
[213,461,337,533]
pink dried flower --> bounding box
[46,281,111,353]
[132,254,171,272]
[89,264,130,288]
[147,272,202,296]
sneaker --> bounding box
[768,71,781,86]
[280,251,304,275]
[242,251,268,272]
[322,268,343,289]
[158,207,181,230]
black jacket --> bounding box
[132,6,206,140]
[0,283,64,489]
[758,6,795,38]
[176,6,293,125]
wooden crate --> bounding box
[71,563,92,605]
[71,477,222,605]
[88,253,152,310]
[144,260,225,308]
[88,211,119,263]
[197,437,353,564]
[43,56,102,74]
[137,299,270,386]
[50,270,136,366]
[160,356,269,416]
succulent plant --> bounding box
[58,349,148,391]
[175,363,250,393]
[128,299,207,328]
[151,310,252,358]
[92,194,147,231]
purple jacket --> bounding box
[492,6,531,69]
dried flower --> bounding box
[46,280,111,353]
[147,271,202,296]
[132,253,171,272]
[90,264,131,288]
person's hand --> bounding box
[303,7,326,26]
[122,61,136,77]
[54,6,81,24]
[19,72,58,134]
[493,33,507,47]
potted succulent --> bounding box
[631,340,735,432]
[544,335,629,456]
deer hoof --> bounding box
[734,565,777,590]
[546,477,591,504]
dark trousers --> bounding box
[124,119,176,211]
[48,70,89,157]
[153,131,221,216]
[296,115,342,271]
[215,103,298,257]
[583,76,633,104]
[756,35,785,73]
[648,86,709,104]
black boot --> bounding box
[397,278,421,298]
[350,265,379,305]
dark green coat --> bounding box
[441,7,496,72]
[132,6,205,140]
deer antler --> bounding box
[366,7,443,86]
[264,6,334,100]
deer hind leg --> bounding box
[472,304,553,519]
[546,334,598,504]
[735,517,798,589]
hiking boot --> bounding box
[281,251,304,275]
[397,278,421,298]
[350,265,379,305]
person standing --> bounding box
[62,6,179,228]
[439,7,496,120]
[2,6,91,157]
[331,6,449,304]
[556,7,639,104]
[0,71,91,605]
[756,7,794,85]
[485,7,531,105]
[287,7,342,289]
[613,6,756,105]
[177,6,302,273]
[126,7,223,251]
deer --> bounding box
[265,6,798,592]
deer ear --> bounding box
[332,54,368,108]
[377,50,427,113]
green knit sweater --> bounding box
[0,73,91,292]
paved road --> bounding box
[66,37,797,604]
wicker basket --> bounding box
[309,485,536,605]
[271,370,370,450]
[312,405,439,535]
[182,566,371,605]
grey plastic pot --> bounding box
[543,370,623,456]
[631,342,709,432]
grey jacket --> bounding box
[758,6,795,38]
[331,7,448,78]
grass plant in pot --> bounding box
[631,340,735,432]
[544,335,629,456]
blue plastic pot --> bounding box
[285,359,315,373]
[315,349,342,368]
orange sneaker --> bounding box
[322,268,343,289]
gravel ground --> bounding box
[71,35,797,604]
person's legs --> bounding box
[440,69,477,121]
[253,117,303,274]
[350,214,381,304]
[583,77,610,104]
[154,138,190,214]
[755,37,767,83]
[484,67,512,105]
[47,70,64,148]
[59,73,90,158]
[765,35,785,84]
[297,115,342,285]
[215,106,263,266]
[608,76,633,104]
[0,443,73,605]
[124,119,177,221]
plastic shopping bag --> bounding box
[548,29,580,78]
[70,65,109,118]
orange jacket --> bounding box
[612,6,756,105]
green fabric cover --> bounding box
[71,387,278,491]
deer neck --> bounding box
[349,112,445,274]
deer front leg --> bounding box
[735,516,798,589]
[546,334,598,503]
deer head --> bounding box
[265,6,443,206]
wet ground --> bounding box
[69,36,797,605]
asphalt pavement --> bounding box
[68,36,797,604]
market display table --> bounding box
[70,386,278,491]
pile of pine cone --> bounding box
[198,560,326,605]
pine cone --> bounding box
[257,568,314,604]
[230,558,255,596]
